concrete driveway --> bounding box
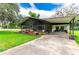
[0,32,79,55]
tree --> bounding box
[55,3,79,17]
[29,11,40,19]
[0,3,19,28]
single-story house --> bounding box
[20,15,79,35]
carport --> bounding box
[43,15,79,36]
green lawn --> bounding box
[0,31,37,52]
[74,31,79,44]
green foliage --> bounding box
[9,23,18,28]
[74,21,79,30]
[74,31,79,44]
[29,11,40,18]
[0,3,20,29]
[75,36,79,44]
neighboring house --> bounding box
[20,16,79,34]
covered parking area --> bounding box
[43,15,79,38]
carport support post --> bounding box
[69,17,75,39]
[69,22,71,35]
[72,18,75,36]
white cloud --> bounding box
[19,3,57,18]
[19,7,56,18]
[61,3,79,8]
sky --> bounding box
[19,3,63,11]
[19,3,75,18]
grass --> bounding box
[74,31,79,44]
[0,31,37,52]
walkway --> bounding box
[0,32,79,55]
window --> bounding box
[38,25,45,30]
